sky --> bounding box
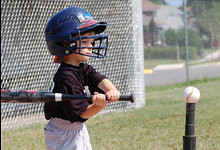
[164,0,183,7]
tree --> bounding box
[165,28,203,48]
[164,29,178,46]
[149,0,167,5]
[187,0,220,47]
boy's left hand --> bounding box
[106,90,120,103]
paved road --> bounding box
[145,62,220,87]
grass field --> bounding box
[1,78,220,150]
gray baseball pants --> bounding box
[44,118,92,150]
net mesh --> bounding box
[1,0,144,130]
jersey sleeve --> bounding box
[82,63,107,94]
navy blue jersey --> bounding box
[44,62,107,123]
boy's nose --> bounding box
[88,43,93,50]
[88,46,92,51]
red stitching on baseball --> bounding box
[186,87,194,103]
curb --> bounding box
[144,69,153,74]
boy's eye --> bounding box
[81,40,94,46]
[82,41,88,44]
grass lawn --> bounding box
[1,78,220,150]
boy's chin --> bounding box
[80,57,90,62]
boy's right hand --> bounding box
[92,92,107,108]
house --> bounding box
[142,0,164,48]
[155,5,184,30]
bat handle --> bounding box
[88,94,134,103]
[119,94,134,103]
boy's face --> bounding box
[73,31,95,62]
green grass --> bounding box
[1,78,220,150]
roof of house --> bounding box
[142,0,159,11]
[155,5,184,30]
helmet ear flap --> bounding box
[56,41,68,48]
[54,40,77,55]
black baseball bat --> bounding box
[1,90,134,103]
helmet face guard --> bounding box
[45,7,108,59]
[69,31,108,58]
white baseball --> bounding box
[182,86,200,103]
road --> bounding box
[144,62,220,87]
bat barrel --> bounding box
[1,90,134,103]
[1,91,55,102]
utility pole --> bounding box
[184,0,190,82]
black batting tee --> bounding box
[44,62,107,123]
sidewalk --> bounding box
[144,49,220,74]
[192,49,220,63]
[153,63,185,70]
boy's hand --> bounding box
[92,92,107,108]
[106,90,120,103]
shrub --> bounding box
[144,46,200,60]
[179,46,200,60]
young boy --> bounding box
[44,7,120,150]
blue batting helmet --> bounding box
[45,7,108,61]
